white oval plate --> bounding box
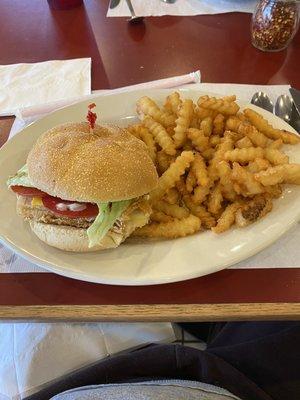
[0,88,299,285]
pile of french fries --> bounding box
[127,92,300,238]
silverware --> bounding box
[160,0,178,3]
[109,0,121,9]
[290,88,300,120]
[250,90,300,133]
[289,88,300,133]
[251,92,273,113]
[125,0,143,23]
[275,95,293,125]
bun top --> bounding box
[27,122,158,203]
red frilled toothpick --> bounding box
[86,103,97,132]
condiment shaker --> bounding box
[251,0,300,51]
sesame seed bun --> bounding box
[27,122,158,202]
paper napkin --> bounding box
[0,58,91,117]
[107,0,256,17]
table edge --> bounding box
[1,303,300,322]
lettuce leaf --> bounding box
[7,165,34,188]
[87,200,131,248]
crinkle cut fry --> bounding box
[207,184,223,215]
[151,210,173,223]
[153,200,189,219]
[210,135,221,148]
[200,117,213,136]
[127,124,156,161]
[247,158,271,173]
[187,128,210,152]
[127,124,140,138]
[235,136,253,149]
[149,151,195,203]
[212,114,225,136]
[212,203,241,234]
[224,147,264,163]
[192,153,210,187]
[164,92,182,115]
[254,164,300,186]
[244,108,300,144]
[156,150,175,175]
[143,116,176,156]
[173,99,194,148]
[185,202,216,229]
[192,185,210,205]
[137,96,176,127]
[232,162,264,195]
[208,135,234,182]
[216,160,237,201]
[133,214,201,238]
[176,178,216,229]
[264,148,289,165]
[197,95,239,115]
[226,117,268,148]
[224,147,288,166]
[163,187,180,205]
[186,169,197,193]
[197,106,216,120]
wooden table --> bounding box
[1,0,300,322]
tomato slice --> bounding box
[11,185,48,197]
[42,196,99,219]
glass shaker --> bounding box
[251,0,300,51]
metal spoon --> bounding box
[275,95,293,125]
[251,92,274,113]
[161,0,178,3]
[125,0,143,23]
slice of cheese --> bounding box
[31,197,43,207]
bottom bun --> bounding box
[30,221,124,252]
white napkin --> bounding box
[0,322,175,399]
[107,0,256,17]
[0,58,91,117]
[1,81,299,273]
